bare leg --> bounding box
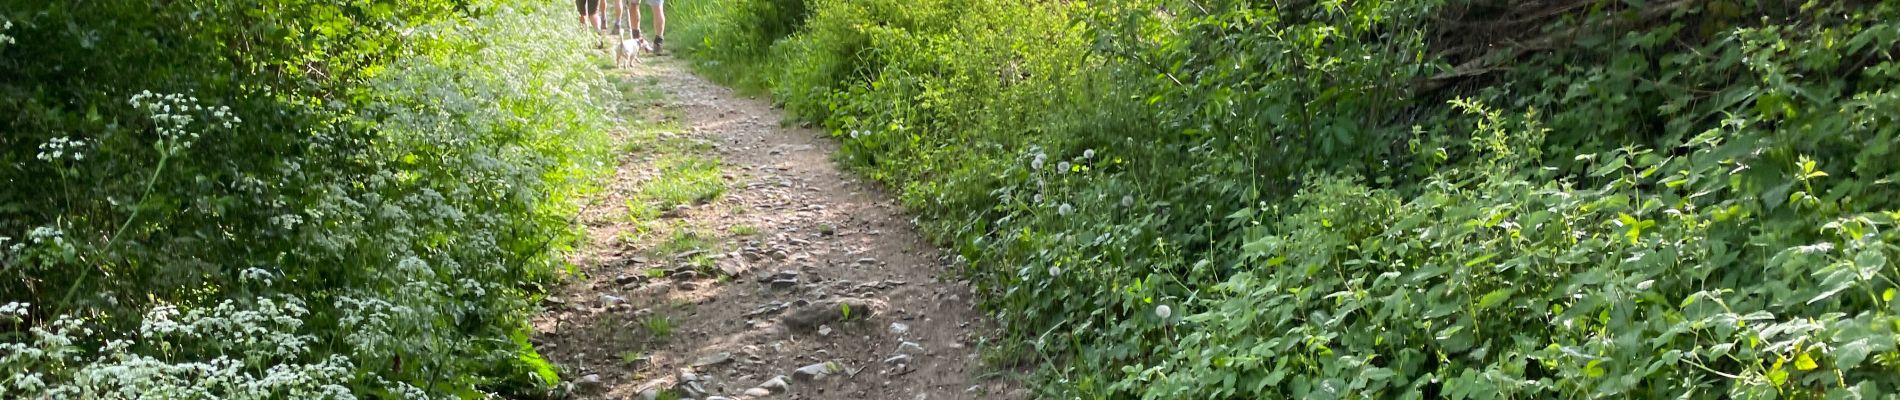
[615,0,630,35]
[650,3,665,39]
[631,4,644,38]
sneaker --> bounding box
[652,36,665,55]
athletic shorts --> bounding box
[575,0,600,15]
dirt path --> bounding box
[531,54,1025,400]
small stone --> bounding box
[744,388,772,397]
[856,258,877,265]
[792,362,841,382]
[674,270,702,280]
[817,325,832,336]
[575,374,605,393]
[678,281,699,291]
[598,294,628,307]
[769,279,798,289]
[615,274,644,285]
[638,388,660,400]
[779,298,881,330]
[882,354,911,366]
[887,322,910,336]
[896,342,924,355]
[693,352,734,367]
[707,397,734,400]
[758,376,791,393]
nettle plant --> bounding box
[680,0,1900,397]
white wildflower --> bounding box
[1121,195,1135,207]
[1058,203,1073,215]
[35,137,86,163]
[0,302,27,321]
[1048,266,1061,277]
[1083,149,1095,159]
[1155,304,1172,319]
[1057,161,1071,173]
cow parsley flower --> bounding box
[36,137,87,163]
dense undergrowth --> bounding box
[676,0,1900,398]
[2,0,614,396]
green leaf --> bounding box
[1795,352,1818,371]
[1476,289,1512,310]
[1856,249,1888,270]
[1583,359,1606,377]
[1591,156,1629,177]
[1835,339,1871,369]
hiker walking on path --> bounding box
[618,0,666,54]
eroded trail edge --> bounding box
[532,57,1025,400]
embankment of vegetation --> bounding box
[3,0,614,396]
[675,0,1900,397]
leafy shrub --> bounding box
[675,0,1900,398]
[2,0,613,396]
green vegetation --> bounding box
[640,155,728,210]
[677,0,1900,398]
[643,314,676,339]
[657,228,719,256]
[1,0,613,396]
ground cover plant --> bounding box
[1,0,615,396]
[676,0,1900,398]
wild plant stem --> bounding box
[58,152,170,311]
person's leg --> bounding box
[615,0,630,35]
[630,2,644,39]
[590,0,604,31]
[648,0,665,52]
[650,0,665,39]
[576,0,588,27]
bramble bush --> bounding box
[2,0,613,396]
[679,0,1900,398]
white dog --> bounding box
[615,37,643,67]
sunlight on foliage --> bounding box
[1,0,614,396]
[678,0,1900,397]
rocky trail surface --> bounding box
[530,53,1027,400]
